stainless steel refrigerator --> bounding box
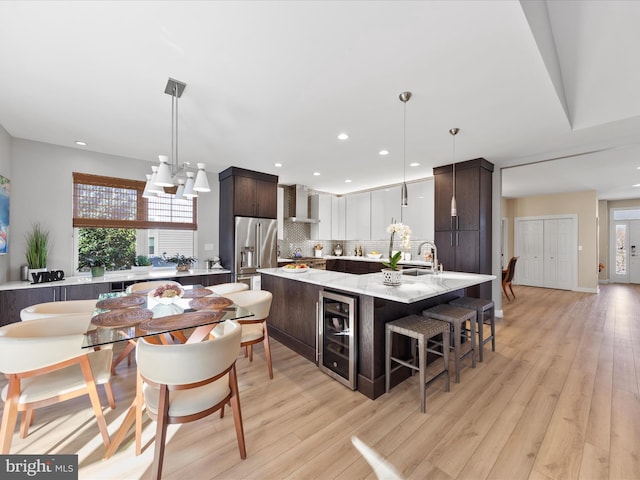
[234,216,278,289]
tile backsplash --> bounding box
[280,221,433,261]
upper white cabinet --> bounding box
[370,186,402,240]
[332,196,346,240]
[277,186,284,240]
[310,193,332,240]
[402,179,435,240]
[346,191,371,240]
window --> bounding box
[73,172,197,230]
[73,173,197,271]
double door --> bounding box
[515,217,575,290]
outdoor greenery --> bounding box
[135,255,152,266]
[25,223,50,269]
[78,228,136,271]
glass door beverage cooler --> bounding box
[318,290,357,389]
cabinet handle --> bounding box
[450,232,453,246]
[456,231,459,246]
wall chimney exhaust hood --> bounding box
[285,184,320,223]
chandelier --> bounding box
[143,78,210,199]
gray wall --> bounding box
[8,138,219,281]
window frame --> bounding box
[72,172,197,230]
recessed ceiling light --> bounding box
[75,140,87,146]
[409,162,420,167]
[274,162,282,167]
[313,172,320,176]
[337,133,349,140]
[345,179,352,183]
[379,150,389,156]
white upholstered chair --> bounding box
[135,320,246,480]
[212,290,274,379]
[20,299,97,321]
[205,282,249,296]
[0,315,114,453]
[125,280,182,294]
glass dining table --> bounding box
[82,284,255,460]
[82,284,254,349]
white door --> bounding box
[544,218,573,290]
[611,221,628,283]
[629,220,640,283]
[516,219,544,287]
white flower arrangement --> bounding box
[386,222,411,249]
[385,222,411,269]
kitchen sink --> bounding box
[402,268,433,276]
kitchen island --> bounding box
[259,267,494,399]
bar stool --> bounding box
[385,315,450,413]
[449,297,495,362]
[422,304,477,383]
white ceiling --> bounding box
[1,1,640,200]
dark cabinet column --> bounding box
[434,158,493,300]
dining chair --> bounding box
[20,299,97,321]
[212,289,274,379]
[502,256,519,301]
[205,282,249,296]
[135,319,245,480]
[0,314,114,454]
[125,279,182,294]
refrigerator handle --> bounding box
[256,221,262,268]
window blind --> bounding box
[72,172,197,230]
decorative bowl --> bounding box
[367,253,383,259]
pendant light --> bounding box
[147,78,211,197]
[449,127,459,217]
[399,91,412,208]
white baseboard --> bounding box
[495,308,504,318]
[574,286,598,294]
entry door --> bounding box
[630,221,640,283]
[611,221,629,283]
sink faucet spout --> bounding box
[417,241,438,270]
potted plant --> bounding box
[78,252,110,277]
[132,254,152,274]
[381,251,404,286]
[25,223,50,278]
[381,221,411,286]
[162,252,197,272]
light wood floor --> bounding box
[2,284,640,479]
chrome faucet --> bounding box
[418,241,438,270]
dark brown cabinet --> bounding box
[0,286,58,326]
[218,167,279,272]
[434,158,493,299]
[220,167,278,219]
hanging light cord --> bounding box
[403,100,407,185]
[452,132,455,201]
[171,84,178,176]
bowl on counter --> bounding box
[366,253,383,259]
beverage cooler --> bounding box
[318,290,357,390]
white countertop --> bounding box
[0,268,231,292]
[259,267,495,304]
